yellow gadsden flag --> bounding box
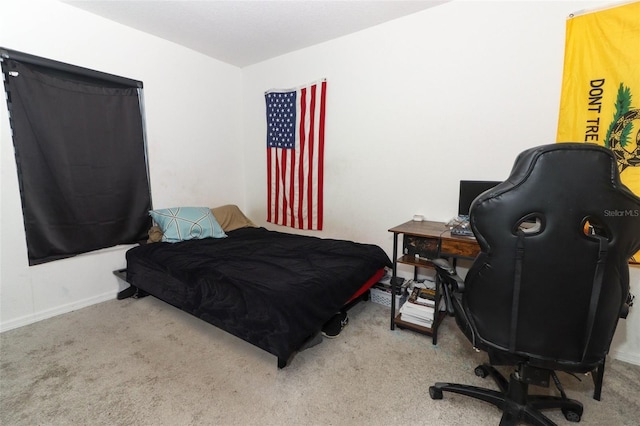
[557,1,640,263]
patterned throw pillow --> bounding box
[149,207,227,243]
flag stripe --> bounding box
[306,86,315,230]
[297,87,307,228]
[317,80,326,229]
[266,147,272,223]
[265,80,326,230]
[281,148,288,226]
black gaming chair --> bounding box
[429,143,640,425]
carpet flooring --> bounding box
[1,296,639,425]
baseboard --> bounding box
[609,349,640,366]
[0,290,118,333]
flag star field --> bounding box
[266,92,296,149]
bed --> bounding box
[124,205,391,368]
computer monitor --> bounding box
[458,180,501,216]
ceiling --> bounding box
[62,1,449,67]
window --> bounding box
[1,48,152,265]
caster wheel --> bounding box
[474,365,489,378]
[562,408,581,422]
[429,386,443,400]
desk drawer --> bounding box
[440,238,480,259]
[403,235,439,259]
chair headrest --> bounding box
[472,143,640,261]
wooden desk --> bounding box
[388,220,480,343]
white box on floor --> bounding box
[370,287,407,308]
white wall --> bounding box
[1,0,638,365]
[241,0,639,364]
[0,0,244,330]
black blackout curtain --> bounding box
[1,48,152,265]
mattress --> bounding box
[126,226,391,365]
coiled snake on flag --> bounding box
[609,108,640,172]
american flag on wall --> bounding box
[265,79,326,230]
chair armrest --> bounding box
[431,258,465,317]
[431,258,465,292]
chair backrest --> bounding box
[465,143,640,369]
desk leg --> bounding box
[390,232,399,330]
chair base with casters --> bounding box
[429,363,583,426]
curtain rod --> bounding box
[0,47,143,89]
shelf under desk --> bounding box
[388,220,480,344]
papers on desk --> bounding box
[448,215,474,237]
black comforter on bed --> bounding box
[126,227,391,365]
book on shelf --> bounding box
[399,298,435,329]
[396,279,440,329]
[407,286,436,307]
[400,299,435,318]
[398,310,434,328]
